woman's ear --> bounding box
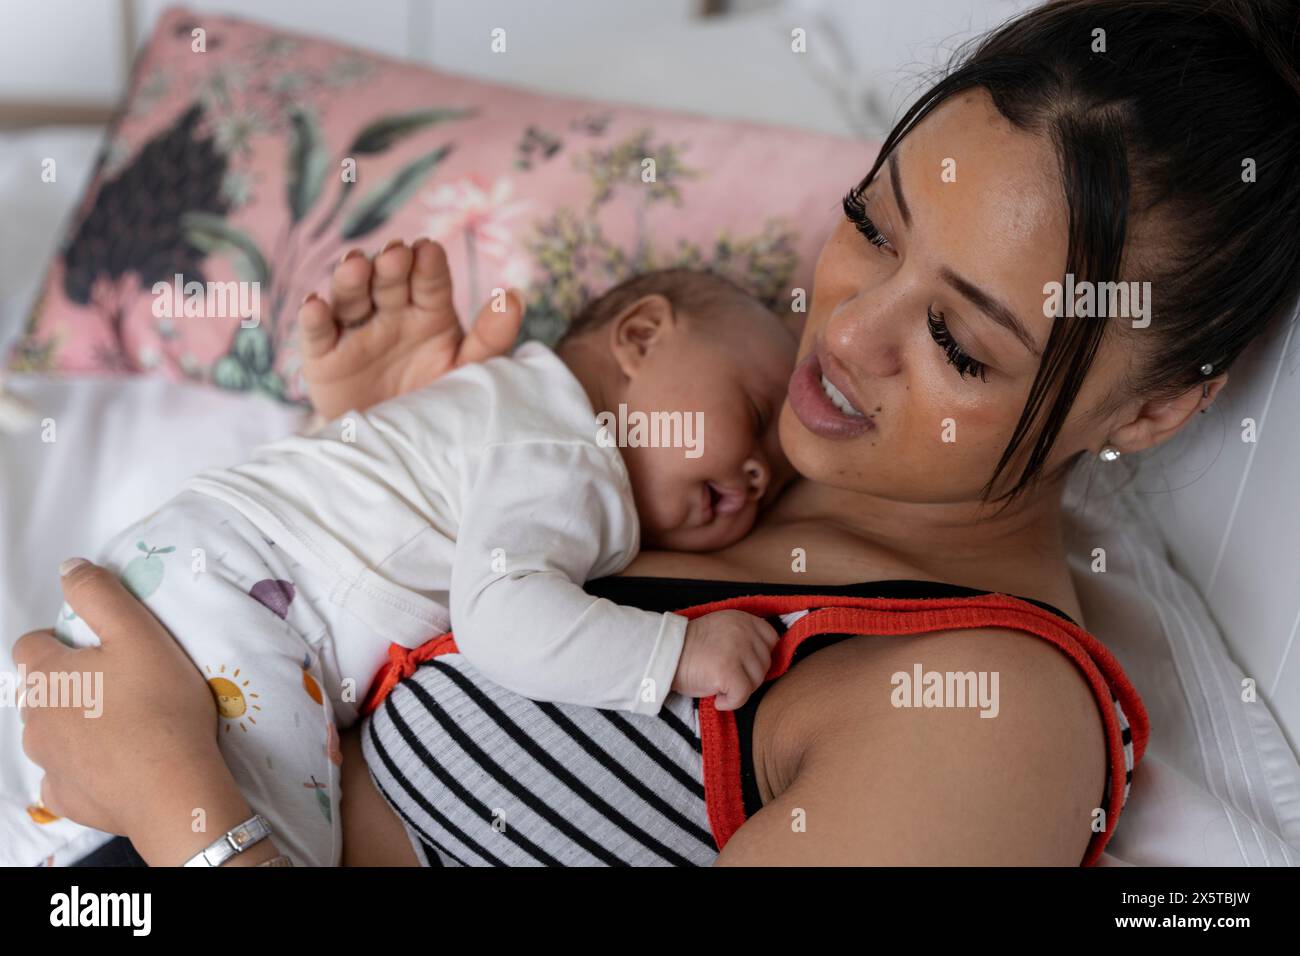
[1108,372,1228,453]
[608,294,676,378]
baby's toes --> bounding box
[371,239,415,314]
[330,249,375,326]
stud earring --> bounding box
[1099,443,1122,462]
[1200,362,1214,408]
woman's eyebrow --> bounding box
[940,267,1040,356]
[889,149,1038,357]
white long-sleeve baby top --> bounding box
[187,341,687,714]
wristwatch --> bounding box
[183,813,273,867]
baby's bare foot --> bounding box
[299,238,525,419]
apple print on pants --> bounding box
[121,542,175,599]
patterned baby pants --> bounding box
[48,490,405,867]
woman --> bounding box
[17,0,1300,865]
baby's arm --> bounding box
[451,440,688,713]
[451,441,779,712]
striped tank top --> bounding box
[362,577,1148,867]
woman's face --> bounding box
[781,88,1122,503]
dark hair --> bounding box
[852,0,1300,512]
[559,267,772,342]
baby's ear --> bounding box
[610,294,675,375]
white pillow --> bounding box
[1064,463,1300,865]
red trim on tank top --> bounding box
[675,592,1148,867]
[360,591,1147,867]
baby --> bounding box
[49,249,797,866]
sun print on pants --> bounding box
[206,663,262,732]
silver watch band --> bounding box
[183,813,273,867]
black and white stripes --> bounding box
[361,581,1142,867]
[363,652,718,867]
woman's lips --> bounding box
[787,352,876,439]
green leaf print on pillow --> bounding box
[121,541,176,600]
[213,327,286,400]
[340,144,455,240]
[286,107,329,224]
[348,108,476,155]
[182,212,271,286]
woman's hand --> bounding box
[298,238,525,419]
[13,560,279,865]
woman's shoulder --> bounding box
[726,625,1106,865]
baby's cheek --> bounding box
[626,448,690,525]
[695,411,749,466]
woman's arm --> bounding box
[714,627,1107,865]
[14,561,283,865]
[338,726,419,866]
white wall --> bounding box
[0,0,706,104]
[0,0,1034,139]
[0,0,129,101]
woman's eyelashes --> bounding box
[927,308,989,382]
[842,187,891,250]
[843,186,991,385]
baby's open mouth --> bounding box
[706,482,746,520]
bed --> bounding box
[1,0,1296,868]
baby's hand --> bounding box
[672,610,779,710]
[299,238,524,419]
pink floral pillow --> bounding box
[9,7,878,403]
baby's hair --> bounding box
[559,268,772,344]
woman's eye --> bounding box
[842,188,891,250]
[927,308,989,383]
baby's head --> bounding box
[558,269,797,552]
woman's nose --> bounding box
[743,457,768,500]
[825,291,904,378]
